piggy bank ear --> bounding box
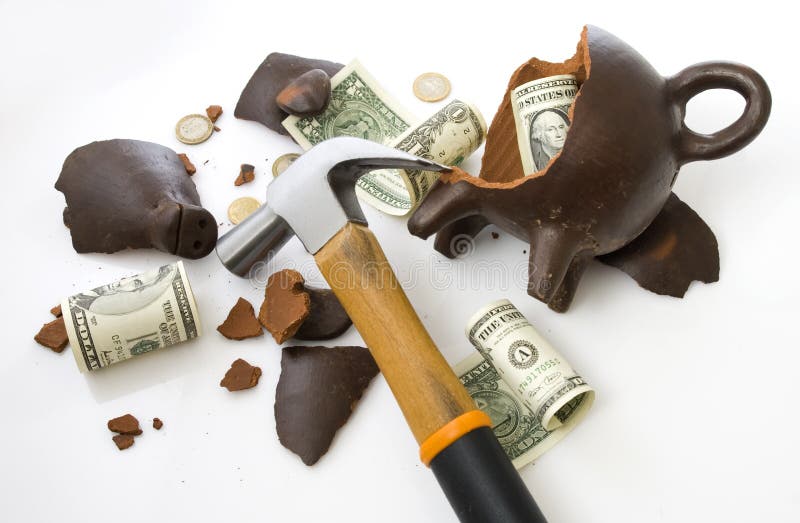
[598,193,719,297]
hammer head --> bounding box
[216,137,448,277]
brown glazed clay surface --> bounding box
[275,69,332,117]
[275,346,379,466]
[235,53,343,135]
[409,25,771,312]
[56,139,218,259]
[294,286,352,341]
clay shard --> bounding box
[220,358,262,391]
[178,153,196,175]
[217,297,263,340]
[259,270,311,344]
[275,346,379,466]
[108,414,143,435]
[275,69,331,117]
[55,139,218,259]
[234,164,256,186]
[294,286,352,341]
[34,317,69,353]
[112,434,135,450]
[152,418,163,430]
[409,25,769,313]
[598,193,719,297]
[206,104,223,122]
[50,304,62,317]
[235,53,343,135]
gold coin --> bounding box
[272,153,300,177]
[227,197,262,225]
[175,114,214,145]
[413,72,451,102]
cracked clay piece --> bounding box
[276,69,332,117]
[217,297,263,340]
[112,434,135,451]
[259,270,311,344]
[56,139,218,259]
[294,286,352,341]
[34,317,68,353]
[108,414,143,435]
[408,25,771,312]
[235,53,343,135]
[275,346,379,466]
[220,358,262,392]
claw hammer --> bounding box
[215,137,548,523]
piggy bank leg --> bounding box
[546,255,592,312]
[527,227,588,309]
[432,215,490,258]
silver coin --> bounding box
[413,72,451,102]
[272,153,300,177]
[175,114,214,145]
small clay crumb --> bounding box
[275,69,331,117]
[213,125,221,132]
[217,297,263,340]
[235,164,255,186]
[112,434,135,451]
[108,414,143,435]
[178,153,196,175]
[491,232,500,239]
[50,304,62,317]
[153,418,163,430]
[34,317,69,353]
[220,358,262,391]
[206,104,223,123]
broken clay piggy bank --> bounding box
[409,25,771,312]
[56,139,218,259]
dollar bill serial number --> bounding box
[518,357,562,395]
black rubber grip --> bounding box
[430,426,548,523]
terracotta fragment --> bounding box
[50,304,62,317]
[206,104,223,123]
[220,358,262,391]
[108,414,143,435]
[55,139,218,259]
[275,69,331,117]
[235,53,343,135]
[213,125,221,132]
[275,346,379,465]
[294,286,352,341]
[259,270,311,344]
[408,25,770,312]
[112,434,135,451]
[152,418,163,430]
[217,297,263,340]
[234,164,255,186]
[597,193,719,297]
[178,153,196,175]
[34,317,68,353]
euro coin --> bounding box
[413,72,451,102]
[228,197,262,225]
[175,114,214,145]
[272,153,300,177]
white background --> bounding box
[1,1,796,522]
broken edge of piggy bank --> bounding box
[56,139,218,259]
[409,25,770,312]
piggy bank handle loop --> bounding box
[668,61,771,165]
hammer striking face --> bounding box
[216,137,447,276]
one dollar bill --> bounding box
[282,60,486,215]
[510,74,578,175]
[61,261,201,372]
[459,298,594,468]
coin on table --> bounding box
[413,72,451,102]
[175,114,214,145]
[272,153,300,177]
[228,197,262,225]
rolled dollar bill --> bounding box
[510,74,578,175]
[282,60,486,215]
[61,261,201,372]
[465,299,593,432]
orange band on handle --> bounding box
[419,410,492,466]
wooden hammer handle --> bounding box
[314,223,479,445]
